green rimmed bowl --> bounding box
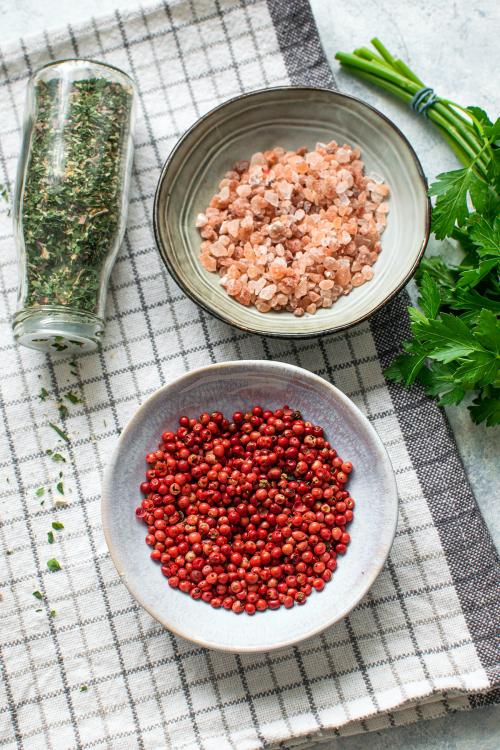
[153,86,430,338]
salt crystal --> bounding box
[211,242,229,257]
[236,184,252,197]
[351,272,366,287]
[195,213,208,228]
[226,219,240,238]
[259,283,277,301]
[276,181,293,200]
[264,190,279,207]
[336,148,350,164]
[196,142,389,316]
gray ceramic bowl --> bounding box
[102,361,398,652]
[154,86,430,338]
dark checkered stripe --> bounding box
[0,1,498,749]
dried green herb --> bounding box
[46,449,66,463]
[35,486,45,497]
[47,558,61,572]
[52,521,64,530]
[0,183,10,216]
[58,403,69,419]
[21,77,133,313]
[48,422,70,443]
[38,387,50,401]
[47,531,54,544]
[33,590,44,600]
[65,391,82,404]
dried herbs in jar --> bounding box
[13,60,136,353]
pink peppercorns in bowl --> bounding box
[102,360,398,651]
[153,86,430,338]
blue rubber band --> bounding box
[410,86,438,117]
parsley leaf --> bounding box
[466,106,492,129]
[33,591,44,600]
[417,272,441,318]
[468,214,500,256]
[456,258,499,289]
[412,313,479,362]
[469,389,500,426]
[35,487,45,497]
[38,387,50,402]
[429,167,486,239]
[384,352,428,386]
[52,521,64,530]
[475,309,500,353]
[47,531,55,544]
[47,558,61,572]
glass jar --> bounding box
[13,59,136,354]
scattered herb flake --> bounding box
[50,609,56,617]
[56,481,64,495]
[49,422,70,443]
[47,558,61,572]
[38,387,50,401]
[46,449,66,463]
[52,522,64,530]
[58,403,69,419]
[47,531,55,544]
[33,591,44,600]
[65,391,82,404]
[80,685,88,692]
[0,182,9,204]
[6,550,13,556]
[35,608,43,612]
[36,487,45,497]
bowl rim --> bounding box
[101,360,399,652]
[153,85,431,339]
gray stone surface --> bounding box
[0,0,498,747]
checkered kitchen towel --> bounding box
[0,1,499,748]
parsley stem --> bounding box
[335,45,490,179]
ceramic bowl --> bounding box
[153,86,430,338]
[102,361,398,652]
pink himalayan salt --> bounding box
[196,141,390,316]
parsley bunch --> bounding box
[336,40,500,426]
